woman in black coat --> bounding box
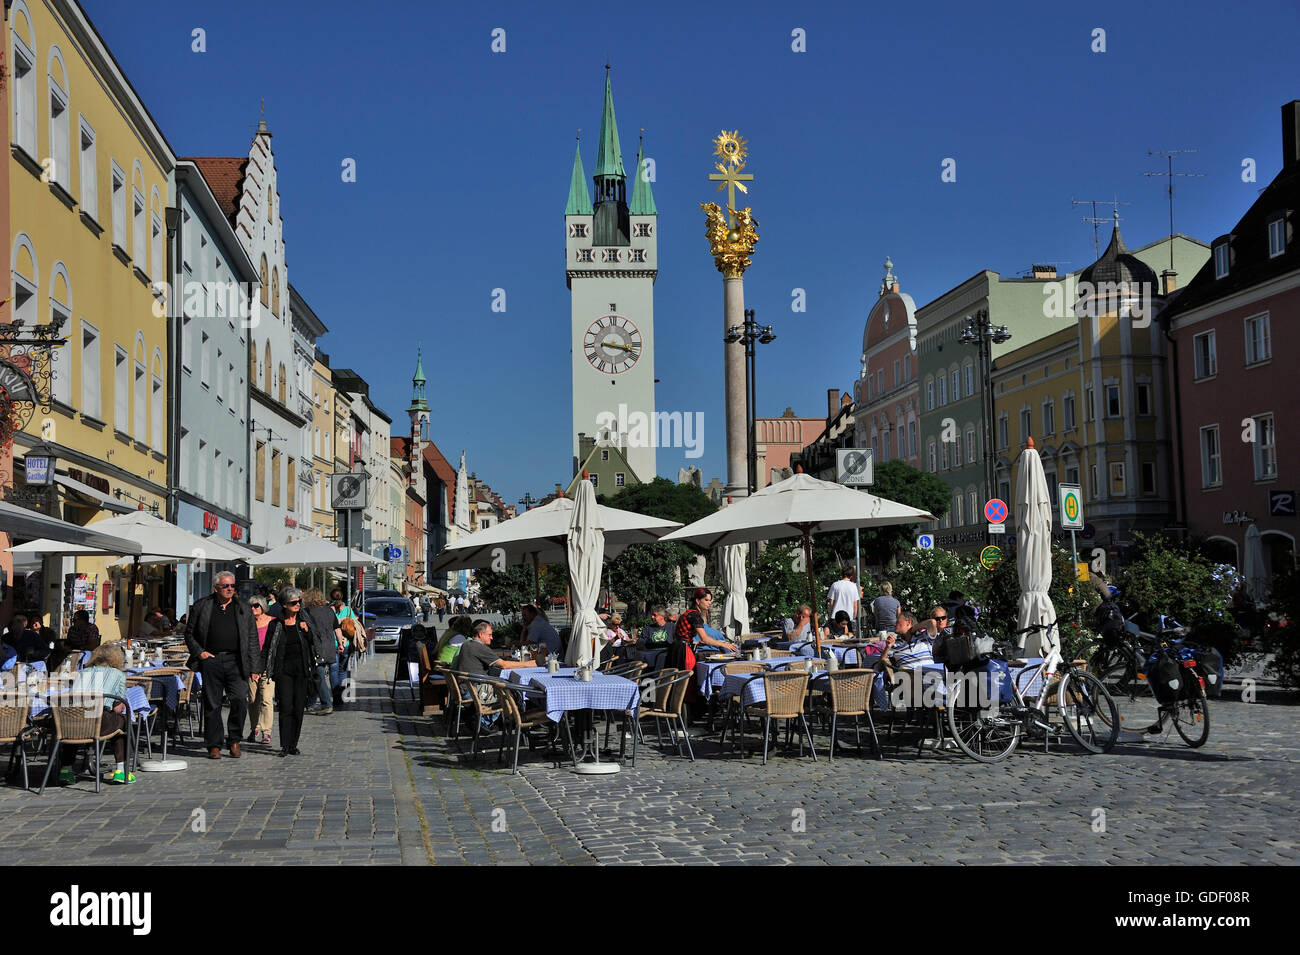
[259,587,316,757]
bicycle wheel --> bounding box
[1058,669,1120,754]
[946,702,1022,763]
[1171,681,1210,748]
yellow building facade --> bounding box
[311,353,336,540]
[8,0,174,640]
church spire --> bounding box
[592,65,626,203]
[629,136,657,215]
[408,346,429,413]
[565,137,593,215]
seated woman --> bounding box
[824,610,855,639]
[432,615,472,665]
[64,643,132,784]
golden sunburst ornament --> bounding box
[713,130,748,167]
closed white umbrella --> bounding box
[719,543,750,637]
[663,472,936,653]
[564,479,606,668]
[1014,439,1059,661]
[1243,524,1268,603]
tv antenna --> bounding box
[1144,149,1204,272]
[1071,195,1131,257]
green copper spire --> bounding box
[565,140,593,215]
[629,139,657,215]
[409,346,429,412]
[592,66,626,189]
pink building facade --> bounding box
[854,259,920,469]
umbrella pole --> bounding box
[803,530,822,655]
[532,553,540,608]
[127,556,140,647]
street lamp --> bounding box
[725,308,776,494]
[958,309,1010,545]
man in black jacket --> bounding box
[183,571,261,759]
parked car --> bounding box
[362,596,419,651]
[350,589,405,613]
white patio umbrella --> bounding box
[0,501,142,555]
[719,543,750,637]
[7,539,132,557]
[662,472,936,652]
[1014,439,1059,660]
[246,537,379,568]
[564,480,606,668]
[1243,524,1268,603]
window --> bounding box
[950,370,960,401]
[998,481,1010,506]
[940,442,949,470]
[952,434,961,467]
[11,25,36,156]
[1106,384,1121,417]
[927,441,936,473]
[114,347,129,432]
[964,362,974,396]
[151,361,163,452]
[1089,464,1098,499]
[1085,385,1095,422]
[151,212,162,283]
[271,448,282,506]
[880,427,890,463]
[49,283,71,406]
[1020,409,1031,444]
[255,441,266,501]
[602,249,620,263]
[965,427,976,463]
[589,473,599,488]
[572,223,588,238]
[1214,241,1231,279]
[997,414,1009,451]
[133,353,146,440]
[953,494,963,527]
[272,267,279,317]
[577,249,592,262]
[1254,414,1277,480]
[215,348,223,403]
[903,354,911,380]
[908,421,917,457]
[1141,462,1157,495]
[633,223,650,237]
[278,363,287,405]
[132,183,146,266]
[1064,394,1076,431]
[968,490,977,524]
[893,359,900,387]
[615,472,626,487]
[196,439,207,498]
[200,333,210,388]
[1199,425,1221,488]
[630,249,646,263]
[78,119,97,219]
[600,449,609,461]
[266,183,273,223]
[1110,462,1126,497]
[937,375,946,406]
[1268,216,1286,258]
[288,459,296,511]
[876,369,882,395]
[1043,400,1055,435]
[48,63,70,190]
[111,163,126,249]
[926,379,934,410]
[1066,465,1079,487]
[81,322,100,418]
[1193,331,1217,379]
[1046,472,1058,506]
[1245,313,1271,365]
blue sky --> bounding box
[84,0,1300,506]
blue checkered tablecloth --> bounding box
[508,666,557,685]
[126,666,182,710]
[526,671,640,724]
[29,684,152,719]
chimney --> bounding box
[1283,100,1300,170]
[1031,264,1057,279]
[1162,269,1177,295]
[827,389,840,423]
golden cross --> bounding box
[709,162,753,226]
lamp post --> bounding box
[958,309,1011,546]
[724,309,776,495]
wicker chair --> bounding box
[487,677,557,774]
[459,672,506,762]
[439,668,474,741]
[38,692,129,794]
[124,675,158,770]
[738,671,817,765]
[622,669,695,767]
[173,669,197,741]
[722,661,762,675]
[1,699,32,790]
[767,649,795,658]
[823,668,883,760]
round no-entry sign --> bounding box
[984,499,1008,523]
[980,545,1003,569]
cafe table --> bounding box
[694,655,807,699]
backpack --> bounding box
[1094,601,1125,636]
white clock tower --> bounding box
[565,67,658,481]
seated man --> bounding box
[138,610,171,638]
[783,605,816,641]
[519,603,562,658]
[454,621,539,717]
[881,611,934,668]
[637,607,673,650]
[11,614,51,663]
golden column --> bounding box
[702,130,759,498]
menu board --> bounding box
[62,572,98,633]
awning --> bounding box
[53,473,136,514]
[0,500,143,554]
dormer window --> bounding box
[577,249,593,262]
[602,248,620,263]
[1213,240,1230,279]
[570,223,588,238]
[630,249,646,263]
[1268,214,1286,258]
[633,223,652,237]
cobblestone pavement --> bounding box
[3,655,1297,865]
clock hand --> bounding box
[601,339,635,353]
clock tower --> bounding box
[565,67,658,481]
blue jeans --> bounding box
[329,656,347,691]
[314,664,331,708]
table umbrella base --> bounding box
[137,758,188,772]
[572,759,621,775]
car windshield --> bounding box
[366,599,413,617]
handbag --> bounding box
[945,632,995,668]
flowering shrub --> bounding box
[887,548,987,619]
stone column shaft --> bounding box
[724,275,748,498]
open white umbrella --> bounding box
[719,543,750,637]
[1014,439,1059,661]
[563,480,606,668]
[663,472,936,651]
[1243,524,1268,603]
[247,537,379,568]
[7,539,132,557]
[0,501,142,555]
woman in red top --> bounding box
[247,596,275,745]
[674,589,738,655]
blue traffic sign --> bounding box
[390,546,403,560]
[916,534,934,550]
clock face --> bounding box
[584,315,642,374]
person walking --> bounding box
[259,587,316,757]
[301,589,340,716]
[247,597,276,744]
[870,581,901,634]
[182,571,261,759]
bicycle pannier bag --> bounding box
[1192,645,1223,699]
[1145,650,1183,703]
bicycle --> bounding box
[1144,636,1211,748]
[945,621,1121,763]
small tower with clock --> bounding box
[565,66,658,481]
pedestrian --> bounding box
[260,585,284,620]
[259,587,316,757]
[827,568,861,627]
[420,595,432,623]
[247,596,276,744]
[870,582,901,633]
[436,597,446,623]
[49,608,100,670]
[182,571,261,759]
[300,589,340,716]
